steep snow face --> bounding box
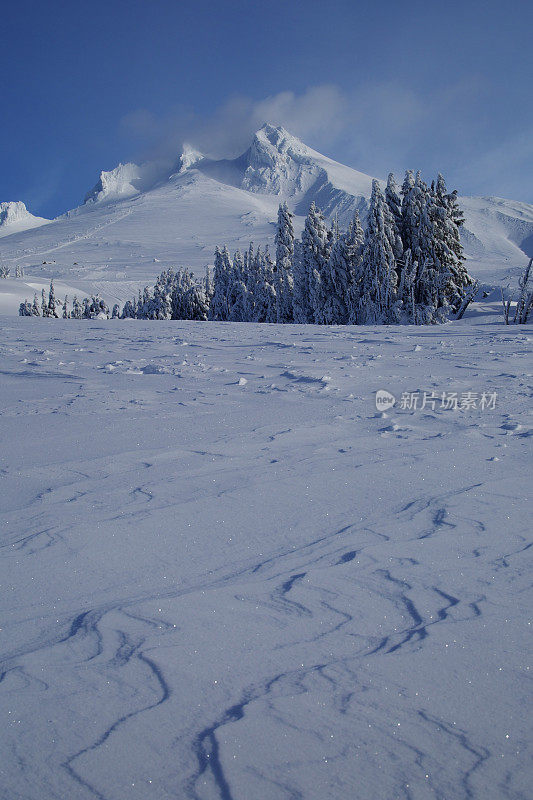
[240,124,374,214]
[84,163,146,204]
[196,124,371,225]
[0,201,50,238]
[242,123,326,196]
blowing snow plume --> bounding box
[120,85,346,166]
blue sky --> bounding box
[2,0,532,217]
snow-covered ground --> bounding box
[1,310,531,799]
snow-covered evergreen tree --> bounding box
[180,280,209,321]
[204,265,213,306]
[62,296,69,319]
[320,212,365,325]
[263,247,277,323]
[345,211,365,322]
[77,295,109,319]
[120,299,136,319]
[356,180,399,324]
[400,170,423,262]
[246,246,264,322]
[152,272,171,320]
[71,296,82,319]
[209,246,232,321]
[293,203,329,323]
[385,173,404,261]
[19,300,32,316]
[432,174,470,310]
[112,303,120,319]
[247,246,276,322]
[169,269,209,320]
[48,280,58,318]
[397,249,418,323]
[32,294,40,316]
[41,289,48,317]
[275,202,294,323]
[227,250,248,321]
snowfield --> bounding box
[0,311,531,800]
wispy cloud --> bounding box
[120,85,346,163]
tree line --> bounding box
[20,170,476,325]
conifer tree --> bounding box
[432,174,471,309]
[48,280,58,318]
[293,203,329,323]
[275,202,295,323]
[320,212,365,325]
[263,246,277,323]
[209,246,231,320]
[345,211,365,322]
[400,170,419,258]
[227,250,248,321]
[71,296,82,319]
[18,300,32,316]
[385,173,404,261]
[357,180,399,324]
[204,265,213,305]
[120,299,135,319]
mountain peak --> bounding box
[0,201,50,238]
[241,124,320,196]
[84,163,143,205]
[178,144,204,174]
[251,123,308,156]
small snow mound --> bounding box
[141,364,167,374]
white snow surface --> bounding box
[0,311,531,799]
[0,125,531,315]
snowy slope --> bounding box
[459,195,533,280]
[0,201,50,238]
[0,124,531,313]
[0,314,531,799]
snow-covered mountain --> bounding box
[0,201,50,238]
[0,124,531,301]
